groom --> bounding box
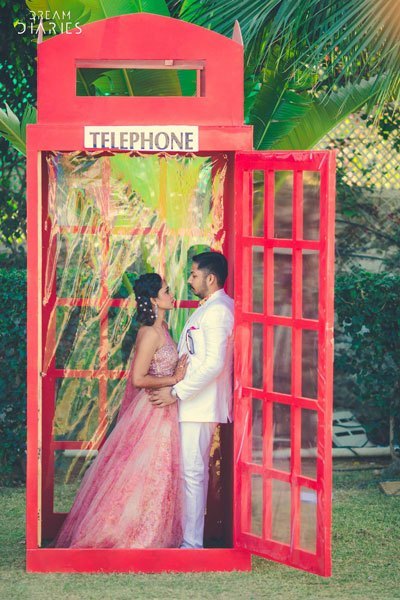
[149,251,234,549]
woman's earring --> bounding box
[154,303,158,318]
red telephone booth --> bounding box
[26,13,335,575]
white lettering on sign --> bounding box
[84,126,199,152]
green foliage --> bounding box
[181,0,400,116]
[273,77,381,150]
[335,269,400,444]
[335,174,400,272]
[0,269,26,484]
[0,1,36,263]
[0,103,36,156]
[248,49,314,150]
[0,145,27,265]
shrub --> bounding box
[334,269,400,447]
[0,268,26,484]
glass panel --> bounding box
[252,323,264,389]
[302,251,319,320]
[252,170,264,237]
[274,171,293,238]
[53,450,97,512]
[303,171,320,240]
[301,408,317,479]
[56,306,100,370]
[300,487,317,553]
[253,246,264,313]
[56,234,102,298]
[272,403,291,472]
[302,330,318,399]
[76,68,198,97]
[274,249,292,316]
[107,306,137,371]
[271,479,291,544]
[108,235,160,299]
[45,152,226,369]
[53,378,99,441]
[252,398,263,465]
[107,378,126,429]
[251,474,263,536]
[273,326,291,394]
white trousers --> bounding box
[179,421,217,549]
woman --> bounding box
[55,273,187,548]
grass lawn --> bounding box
[1,460,399,600]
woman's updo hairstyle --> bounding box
[133,273,163,326]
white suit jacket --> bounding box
[173,289,234,423]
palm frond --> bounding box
[0,104,37,156]
[250,72,313,150]
[273,77,381,150]
[181,0,400,114]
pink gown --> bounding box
[55,329,183,548]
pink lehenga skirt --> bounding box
[55,341,183,548]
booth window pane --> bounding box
[274,171,293,238]
[107,379,127,429]
[55,187,103,227]
[56,306,100,370]
[302,330,318,400]
[108,235,160,299]
[252,398,263,465]
[300,487,317,553]
[273,326,291,394]
[302,251,319,320]
[252,323,264,390]
[272,403,291,472]
[107,306,137,371]
[76,68,198,97]
[274,249,292,316]
[252,170,264,237]
[271,479,291,544]
[57,234,102,298]
[252,246,264,313]
[53,378,99,442]
[53,450,97,512]
[301,408,318,479]
[251,474,263,537]
[303,171,320,240]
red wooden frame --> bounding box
[233,151,335,576]
[26,13,253,573]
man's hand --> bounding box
[148,386,176,408]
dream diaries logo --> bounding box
[16,10,82,36]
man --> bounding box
[150,251,234,549]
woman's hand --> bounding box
[173,354,188,383]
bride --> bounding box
[55,273,187,548]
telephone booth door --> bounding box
[233,151,335,577]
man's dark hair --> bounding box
[192,251,228,287]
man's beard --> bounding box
[189,285,206,300]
